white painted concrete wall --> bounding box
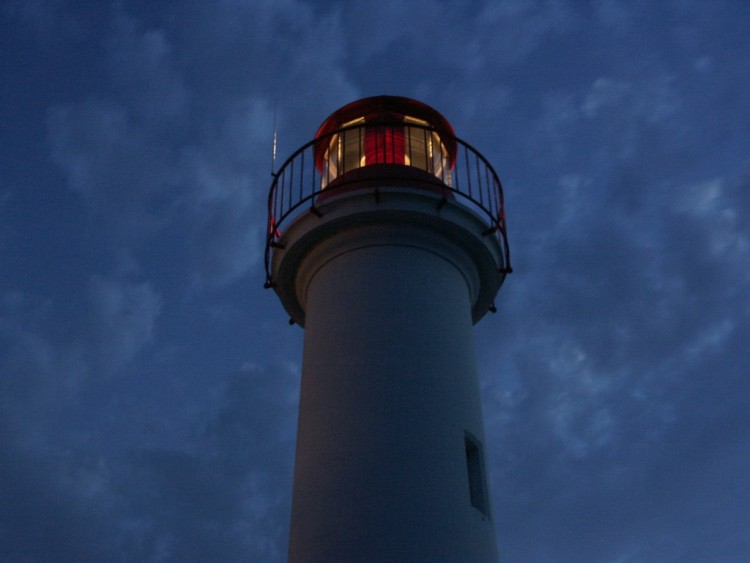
[273,188,502,562]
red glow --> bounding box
[365,125,406,165]
[314,96,456,172]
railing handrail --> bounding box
[265,120,511,287]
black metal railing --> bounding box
[264,121,511,287]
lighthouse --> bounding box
[264,96,510,562]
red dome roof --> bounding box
[315,95,456,141]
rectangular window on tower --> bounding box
[465,432,490,517]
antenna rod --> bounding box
[271,100,278,176]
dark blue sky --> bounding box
[1,1,749,561]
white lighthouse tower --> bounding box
[264,96,511,562]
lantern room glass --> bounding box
[321,116,452,189]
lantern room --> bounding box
[314,96,457,189]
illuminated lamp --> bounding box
[314,96,457,194]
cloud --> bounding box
[88,276,162,375]
[5,1,749,561]
[0,442,118,561]
[474,60,750,558]
[0,286,298,560]
[46,2,358,288]
[677,176,749,260]
[0,276,163,479]
[0,292,88,425]
[107,12,189,122]
[334,0,575,124]
[108,361,299,561]
[581,75,681,126]
[0,290,121,560]
[593,0,632,32]
[2,0,84,39]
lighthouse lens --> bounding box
[320,116,452,189]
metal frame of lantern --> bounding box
[264,120,511,289]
